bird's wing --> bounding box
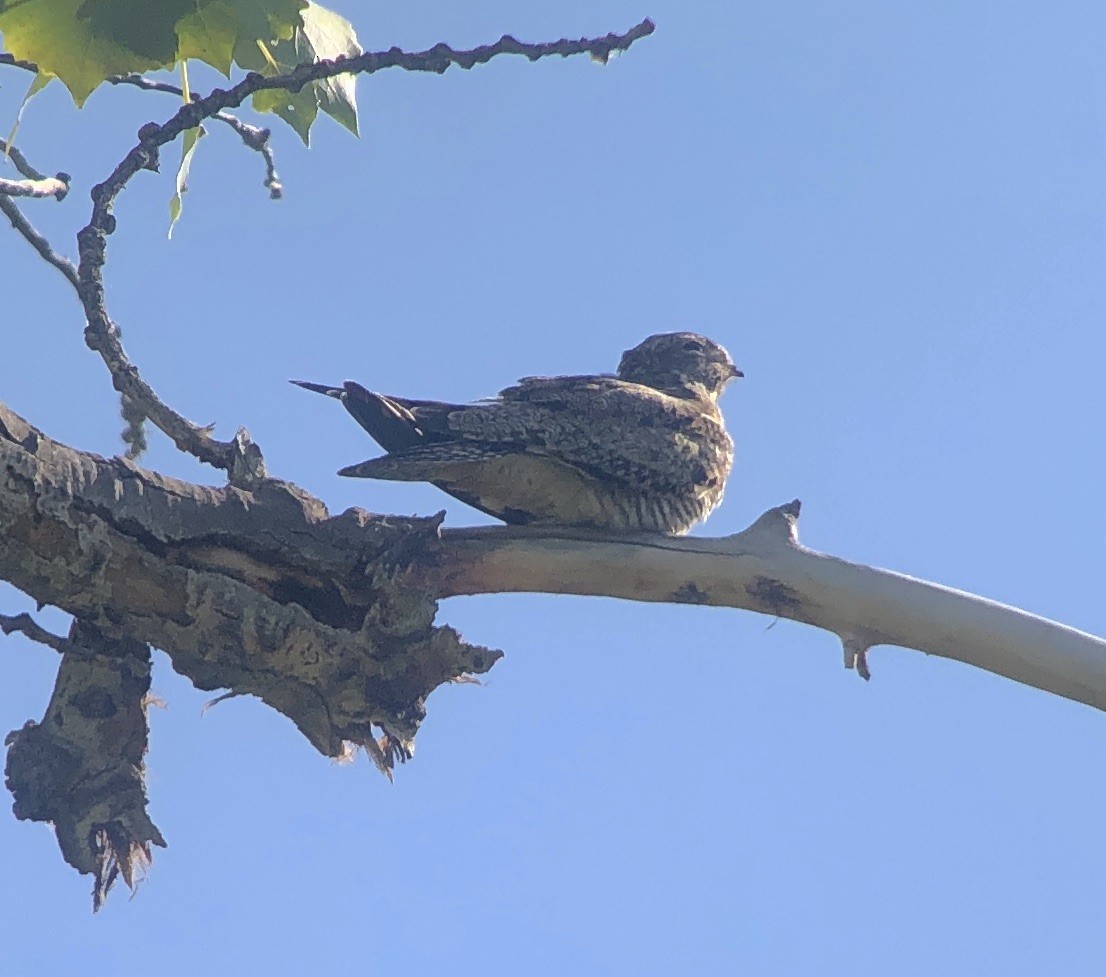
[442,375,731,496]
[501,373,620,395]
[340,441,517,478]
[296,375,732,498]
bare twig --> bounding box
[0,611,82,655]
[0,195,80,287]
[0,173,70,199]
[0,137,71,199]
[73,20,654,482]
[1,136,49,181]
[109,75,282,198]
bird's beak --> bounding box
[729,366,744,379]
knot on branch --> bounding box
[228,427,267,487]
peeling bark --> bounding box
[5,622,162,910]
[0,400,500,898]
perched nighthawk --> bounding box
[291,332,741,534]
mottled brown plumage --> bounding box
[292,332,741,534]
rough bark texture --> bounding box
[5,622,162,910]
[1,400,501,901]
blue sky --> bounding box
[3,1,1106,973]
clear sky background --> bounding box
[3,1,1106,973]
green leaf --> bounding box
[225,0,302,49]
[0,0,169,104]
[4,71,52,155]
[75,0,194,62]
[168,122,206,238]
[0,0,308,104]
[252,85,317,144]
[0,0,355,142]
[297,2,360,136]
[243,1,360,144]
[175,2,242,76]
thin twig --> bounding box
[0,137,71,199]
[0,194,80,287]
[0,136,48,181]
[0,173,70,199]
[0,612,84,656]
[73,20,654,482]
[109,75,282,198]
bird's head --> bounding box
[617,332,742,401]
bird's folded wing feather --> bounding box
[391,376,731,495]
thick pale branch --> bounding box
[7,393,1103,901]
[426,502,1106,712]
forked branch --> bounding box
[67,19,655,481]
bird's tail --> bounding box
[290,379,429,453]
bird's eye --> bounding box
[682,340,704,352]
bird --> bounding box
[291,332,741,534]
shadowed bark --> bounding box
[5,622,162,911]
[0,400,500,903]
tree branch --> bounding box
[107,76,282,198]
[0,195,80,287]
[70,21,653,481]
[423,503,1106,711]
[0,400,499,763]
[5,381,1106,900]
[0,612,82,656]
[0,52,38,73]
[4,622,163,911]
[0,172,69,199]
[8,386,1104,723]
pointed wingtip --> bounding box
[290,379,342,397]
[337,460,373,478]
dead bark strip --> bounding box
[5,622,162,910]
